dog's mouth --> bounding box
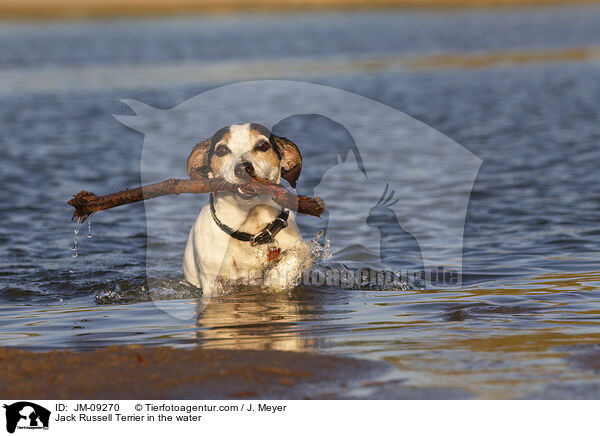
[234,186,258,201]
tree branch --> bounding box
[68,177,325,223]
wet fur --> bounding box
[183,123,309,295]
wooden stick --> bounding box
[68,177,325,223]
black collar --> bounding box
[210,194,289,246]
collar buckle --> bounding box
[274,217,288,229]
[250,228,274,246]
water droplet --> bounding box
[87,217,93,238]
[72,218,81,258]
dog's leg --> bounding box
[183,228,201,288]
[262,241,313,291]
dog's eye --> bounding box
[255,141,270,152]
[215,145,231,157]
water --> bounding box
[72,218,81,257]
[1,6,600,399]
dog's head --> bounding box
[187,123,302,199]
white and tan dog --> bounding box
[183,123,311,295]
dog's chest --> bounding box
[184,202,308,291]
[207,202,301,268]
[221,238,281,269]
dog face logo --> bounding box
[3,402,50,434]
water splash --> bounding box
[308,229,332,261]
[95,276,202,304]
[94,230,412,305]
[72,218,82,258]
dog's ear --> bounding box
[187,139,212,179]
[271,135,302,189]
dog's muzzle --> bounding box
[234,161,255,179]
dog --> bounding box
[183,123,312,295]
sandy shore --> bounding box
[0,346,392,399]
[0,0,598,19]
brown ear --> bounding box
[271,135,302,188]
[187,139,212,179]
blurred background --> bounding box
[1,0,598,19]
[2,0,600,399]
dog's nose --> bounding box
[234,161,255,179]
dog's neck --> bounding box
[212,193,283,235]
